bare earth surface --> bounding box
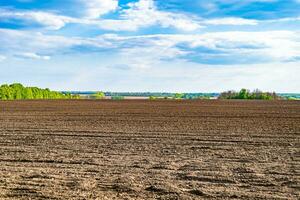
[0,100,299,200]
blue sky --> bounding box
[0,0,299,92]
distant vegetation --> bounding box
[91,92,105,99]
[111,96,124,100]
[279,94,300,100]
[149,93,212,100]
[174,93,184,99]
[106,92,218,99]
[0,83,79,100]
[218,89,282,100]
[1,84,297,101]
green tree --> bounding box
[0,83,76,100]
[219,89,280,100]
[238,89,250,99]
[93,92,105,99]
[174,93,184,99]
[23,88,34,99]
[149,96,157,100]
[10,83,24,99]
[0,85,8,100]
[0,84,13,100]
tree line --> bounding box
[218,89,282,100]
[0,84,284,101]
[0,83,79,100]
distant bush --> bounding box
[197,96,211,100]
[218,89,282,100]
[91,92,105,99]
[0,83,78,100]
[173,93,184,99]
[111,96,124,100]
[287,97,300,100]
[149,96,157,100]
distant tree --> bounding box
[238,89,250,99]
[218,90,236,99]
[149,96,157,100]
[2,84,14,100]
[63,92,72,99]
[23,88,34,99]
[0,85,9,100]
[174,93,184,99]
[9,83,24,99]
[111,96,124,100]
[71,94,81,99]
[218,89,281,100]
[93,92,105,99]
[0,83,78,100]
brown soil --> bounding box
[0,100,299,199]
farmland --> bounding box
[0,100,299,199]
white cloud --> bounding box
[80,0,119,19]
[118,44,186,70]
[81,0,201,31]
[204,17,258,25]
[3,6,297,32]
[4,0,300,32]
[266,16,300,23]
[102,31,300,63]
[0,1,201,32]
[0,9,73,30]
[15,52,50,60]
[97,34,189,69]
[116,0,201,31]
[0,0,119,30]
[1,28,300,65]
[197,31,300,62]
[0,55,6,62]
[124,0,201,31]
[1,29,299,92]
[0,28,113,57]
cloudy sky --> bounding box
[0,0,299,92]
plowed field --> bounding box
[0,100,299,199]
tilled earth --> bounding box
[0,100,299,200]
